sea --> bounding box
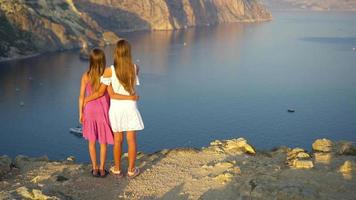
[1,11,355,162]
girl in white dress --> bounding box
[101,40,144,178]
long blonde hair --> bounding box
[87,48,106,91]
[113,40,136,95]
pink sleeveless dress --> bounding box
[82,83,114,144]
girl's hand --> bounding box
[79,113,84,124]
[83,98,88,106]
[131,95,139,101]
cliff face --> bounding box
[74,0,272,31]
[0,0,119,60]
[0,0,271,61]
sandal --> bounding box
[109,166,123,178]
[99,169,108,178]
[91,169,99,177]
[127,167,140,179]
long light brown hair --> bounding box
[113,40,136,95]
[87,48,106,91]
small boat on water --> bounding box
[79,43,90,60]
[70,126,82,136]
[79,49,89,60]
[287,109,295,113]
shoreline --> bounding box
[1,137,355,199]
[0,18,272,63]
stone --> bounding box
[31,175,51,183]
[292,160,314,169]
[16,186,59,200]
[339,161,352,174]
[14,155,30,169]
[314,153,332,164]
[336,141,356,155]
[287,148,305,159]
[213,173,234,183]
[66,156,75,162]
[296,152,311,159]
[223,138,256,154]
[286,148,314,169]
[0,155,12,177]
[210,140,222,146]
[312,138,333,152]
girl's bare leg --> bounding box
[99,143,107,170]
[113,132,124,171]
[88,141,98,170]
[126,131,137,172]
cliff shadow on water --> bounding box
[164,0,189,28]
[74,1,151,33]
[187,0,219,25]
[164,0,220,27]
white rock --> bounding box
[312,138,333,152]
[66,156,75,162]
[339,161,352,174]
[314,152,332,164]
[292,160,314,169]
[296,152,310,159]
[213,172,234,183]
[31,175,51,183]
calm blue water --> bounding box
[1,11,356,162]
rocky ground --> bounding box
[1,138,356,200]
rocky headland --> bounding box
[263,0,356,11]
[0,0,272,61]
[1,138,356,200]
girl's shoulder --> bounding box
[81,72,89,83]
[103,66,112,78]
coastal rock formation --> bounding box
[75,0,272,31]
[1,138,356,199]
[0,0,120,60]
[263,0,356,11]
[0,0,271,61]
[286,148,314,169]
[0,155,11,178]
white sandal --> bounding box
[109,166,123,178]
[127,167,140,179]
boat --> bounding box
[69,126,83,136]
[79,43,90,60]
[287,109,295,113]
[79,49,89,60]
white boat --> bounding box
[69,127,82,135]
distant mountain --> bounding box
[0,0,272,61]
[263,0,356,11]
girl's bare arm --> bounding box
[84,67,137,104]
[78,74,87,124]
[107,85,139,101]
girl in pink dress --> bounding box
[78,48,113,177]
[79,48,138,177]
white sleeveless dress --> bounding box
[101,65,144,132]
